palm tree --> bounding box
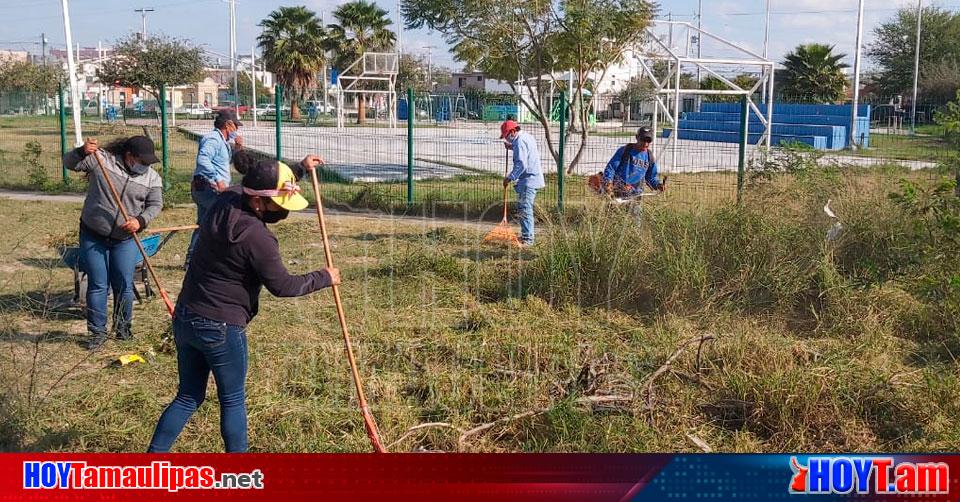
[780,44,849,103]
[258,6,326,121]
[326,0,396,124]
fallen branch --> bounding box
[386,422,462,451]
[645,334,716,409]
[456,395,638,451]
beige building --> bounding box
[175,77,221,109]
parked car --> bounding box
[256,104,291,118]
[181,103,212,117]
[214,101,249,115]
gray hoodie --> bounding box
[64,148,163,240]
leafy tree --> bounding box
[935,90,960,195]
[699,74,760,102]
[398,54,429,92]
[237,72,272,105]
[0,60,63,95]
[921,61,960,103]
[403,0,654,173]
[868,7,960,98]
[615,76,655,122]
[97,34,205,101]
[326,0,396,124]
[779,44,848,103]
[258,6,327,120]
[938,90,960,147]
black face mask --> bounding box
[261,209,289,224]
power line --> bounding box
[723,4,960,16]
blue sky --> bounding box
[1,0,959,70]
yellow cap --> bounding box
[272,162,309,211]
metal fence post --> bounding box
[160,83,170,191]
[275,84,283,160]
[407,88,414,205]
[737,94,748,204]
[557,90,566,212]
[58,83,68,186]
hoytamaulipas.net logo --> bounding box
[23,461,264,492]
[790,456,948,495]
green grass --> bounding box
[842,131,952,163]
[1,158,958,453]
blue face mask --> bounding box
[129,163,149,175]
[228,131,239,142]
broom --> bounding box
[483,149,521,247]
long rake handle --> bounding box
[91,151,175,317]
[309,167,387,453]
[501,149,509,222]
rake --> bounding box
[307,162,387,453]
[483,149,521,247]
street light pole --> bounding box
[425,45,435,91]
[763,0,770,60]
[910,0,922,134]
[60,0,83,145]
[134,8,154,39]
[396,0,403,55]
[696,0,702,86]
[849,0,865,149]
[228,0,238,116]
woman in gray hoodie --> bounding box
[64,136,164,350]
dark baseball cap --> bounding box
[636,127,654,141]
[126,136,160,165]
[214,109,243,128]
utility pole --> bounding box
[227,0,238,115]
[910,0,922,134]
[849,0,865,149]
[134,8,154,40]
[60,0,83,145]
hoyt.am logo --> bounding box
[789,457,949,495]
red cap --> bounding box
[500,120,519,139]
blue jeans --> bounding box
[79,228,138,337]
[148,306,248,453]
[515,186,538,244]
[185,185,219,266]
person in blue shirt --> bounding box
[500,119,545,246]
[185,110,243,267]
[602,127,666,197]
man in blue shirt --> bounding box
[501,119,545,245]
[185,110,243,267]
[602,127,665,197]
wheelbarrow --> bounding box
[58,225,196,305]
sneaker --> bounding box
[115,329,133,341]
[85,331,108,351]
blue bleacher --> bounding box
[677,120,846,150]
[668,102,871,150]
[662,128,828,150]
